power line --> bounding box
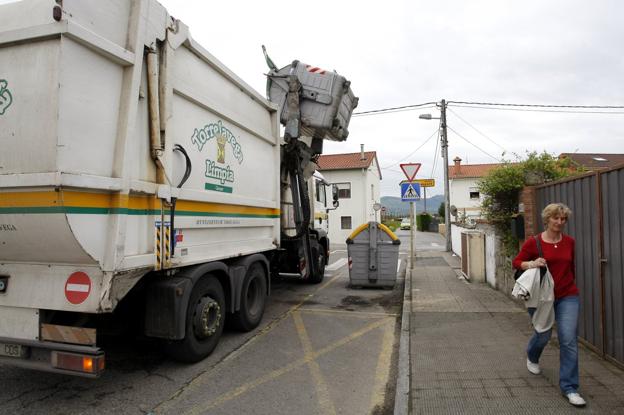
[380,129,439,169]
[448,104,624,115]
[446,125,502,162]
[353,102,438,117]
[352,100,624,118]
[355,105,438,116]
[448,100,624,109]
[383,167,404,174]
[430,128,440,178]
[447,107,507,152]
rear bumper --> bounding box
[0,336,104,378]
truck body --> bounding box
[0,0,356,377]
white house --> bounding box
[449,157,502,219]
[316,147,382,244]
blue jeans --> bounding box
[527,295,580,394]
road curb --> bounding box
[393,260,411,414]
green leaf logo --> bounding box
[0,79,13,115]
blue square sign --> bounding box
[401,182,421,201]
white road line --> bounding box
[326,258,347,271]
[330,249,347,254]
[431,242,441,247]
[397,259,402,273]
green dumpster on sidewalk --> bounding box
[346,222,401,288]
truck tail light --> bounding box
[52,351,105,375]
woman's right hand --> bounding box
[525,257,546,269]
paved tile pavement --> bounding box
[407,251,624,414]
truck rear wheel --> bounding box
[164,275,225,363]
[308,245,326,284]
[231,263,267,332]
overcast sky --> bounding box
[28,0,624,198]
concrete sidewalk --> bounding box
[401,251,624,414]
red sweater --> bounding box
[512,233,579,299]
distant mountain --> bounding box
[381,194,444,217]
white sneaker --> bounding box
[566,392,586,407]
[526,358,541,375]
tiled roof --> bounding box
[316,151,381,178]
[449,163,503,179]
[559,153,624,171]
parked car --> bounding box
[400,218,411,230]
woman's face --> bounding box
[547,213,567,233]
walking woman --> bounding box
[513,203,585,407]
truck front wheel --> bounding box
[164,275,225,363]
[231,263,267,332]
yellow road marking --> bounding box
[175,318,393,415]
[154,275,342,413]
[293,311,337,415]
[221,275,341,364]
[369,318,396,410]
[299,308,398,318]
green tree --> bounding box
[478,151,573,257]
[437,202,445,223]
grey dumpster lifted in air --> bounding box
[346,222,401,288]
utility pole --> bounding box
[440,99,451,252]
[410,201,414,270]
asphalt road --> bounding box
[0,249,406,415]
[394,228,446,253]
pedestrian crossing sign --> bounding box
[401,182,421,201]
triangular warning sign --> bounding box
[400,163,421,181]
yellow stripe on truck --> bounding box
[0,190,279,217]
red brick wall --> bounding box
[520,186,538,240]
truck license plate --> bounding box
[0,342,28,358]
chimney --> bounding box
[453,156,462,174]
[360,144,365,161]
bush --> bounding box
[478,151,574,257]
[416,213,432,232]
[382,219,400,232]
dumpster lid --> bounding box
[346,222,399,244]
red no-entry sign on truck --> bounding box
[65,272,91,304]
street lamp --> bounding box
[419,99,451,252]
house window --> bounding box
[341,216,352,229]
[335,182,351,199]
[469,191,480,200]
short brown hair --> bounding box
[542,203,572,227]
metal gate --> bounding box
[535,165,624,367]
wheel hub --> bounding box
[193,296,221,339]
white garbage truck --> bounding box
[0,0,357,377]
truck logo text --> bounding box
[205,159,234,184]
[191,121,243,164]
[0,80,13,115]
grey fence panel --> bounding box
[577,177,602,351]
[602,167,624,363]
[535,166,624,366]
[536,175,602,351]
